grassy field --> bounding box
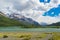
[0,32,59,40]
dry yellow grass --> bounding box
[0,32,60,40]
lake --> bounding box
[0,27,60,32]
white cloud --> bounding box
[35,16,60,24]
[0,0,60,25]
[32,0,60,24]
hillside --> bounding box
[0,14,22,26]
[0,12,41,28]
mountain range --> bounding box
[0,11,60,28]
[8,13,40,25]
[0,11,41,28]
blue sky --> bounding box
[43,4,60,17]
[39,0,60,17]
[39,0,50,3]
[0,0,60,24]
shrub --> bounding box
[3,35,8,38]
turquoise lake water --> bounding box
[0,27,60,32]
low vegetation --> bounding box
[0,32,60,40]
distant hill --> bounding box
[48,22,60,26]
[47,22,60,28]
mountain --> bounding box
[0,12,41,28]
[8,13,40,26]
